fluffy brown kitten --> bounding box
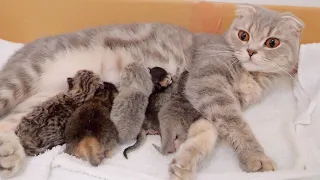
[65,82,119,166]
[123,67,173,159]
[15,70,103,155]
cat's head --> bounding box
[67,70,103,95]
[225,4,304,74]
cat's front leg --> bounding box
[185,73,276,172]
[169,119,218,180]
[111,62,153,143]
[238,72,262,109]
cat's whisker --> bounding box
[260,58,311,102]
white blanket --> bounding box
[0,39,319,180]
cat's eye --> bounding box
[265,38,280,48]
[238,30,250,42]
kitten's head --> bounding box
[67,70,103,94]
[225,4,304,74]
[149,67,172,93]
[94,82,119,102]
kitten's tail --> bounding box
[123,129,146,159]
[76,136,103,166]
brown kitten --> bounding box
[123,67,173,159]
[15,70,103,155]
[65,82,119,166]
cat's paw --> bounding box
[169,158,195,180]
[0,132,26,179]
[240,153,276,172]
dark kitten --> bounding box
[65,82,119,166]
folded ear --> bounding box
[67,77,74,90]
[235,4,257,18]
[281,12,305,36]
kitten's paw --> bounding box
[0,132,26,179]
[241,153,276,172]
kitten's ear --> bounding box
[94,83,104,95]
[235,4,257,18]
[281,12,305,36]
[67,78,73,90]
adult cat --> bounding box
[0,4,303,178]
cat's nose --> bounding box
[247,49,257,57]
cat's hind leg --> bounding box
[0,92,55,179]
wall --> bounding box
[209,0,320,7]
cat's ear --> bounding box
[235,4,257,18]
[281,12,305,36]
[67,78,74,90]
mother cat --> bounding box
[0,4,303,178]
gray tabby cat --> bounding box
[0,4,303,179]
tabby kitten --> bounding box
[65,82,119,166]
[0,4,303,179]
[15,70,103,155]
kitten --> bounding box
[14,70,103,156]
[0,4,304,178]
[123,67,173,159]
[65,82,119,166]
[152,71,201,155]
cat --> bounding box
[169,118,218,180]
[15,70,103,156]
[123,67,173,159]
[65,82,119,167]
[0,4,303,179]
[153,71,201,155]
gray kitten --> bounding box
[153,71,201,155]
[123,67,173,159]
[15,70,103,156]
[0,4,303,179]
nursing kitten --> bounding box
[123,67,173,159]
[153,71,201,155]
[15,70,103,155]
[65,82,119,166]
[0,4,303,179]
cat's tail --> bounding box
[76,136,104,166]
[123,129,146,159]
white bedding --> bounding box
[0,39,319,180]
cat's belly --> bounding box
[38,47,123,93]
[37,46,182,94]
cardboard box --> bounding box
[0,0,319,43]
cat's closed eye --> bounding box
[265,38,280,48]
[238,30,250,42]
